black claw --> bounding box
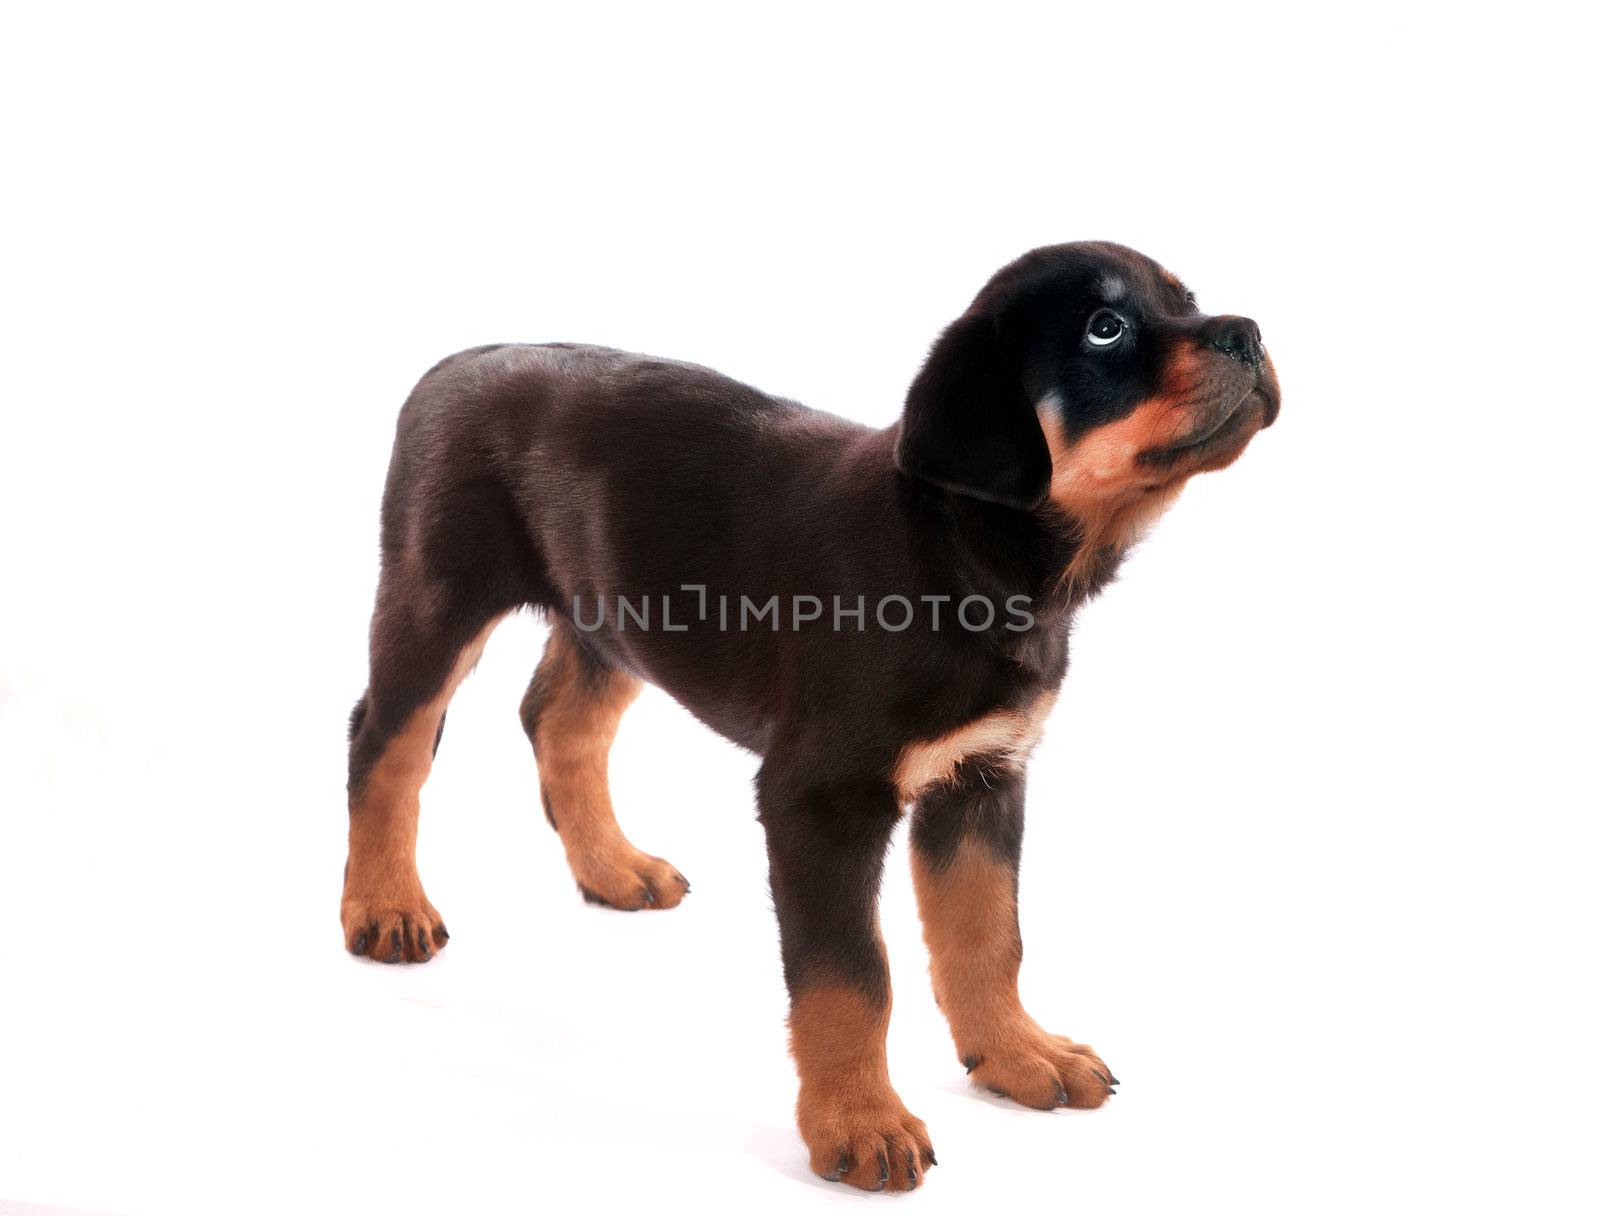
[925,1149,938,1167]
[350,930,368,956]
[963,1054,981,1074]
[906,1149,918,1186]
[1108,1087,1118,1096]
[1055,1083,1071,1107]
[1108,1072,1121,1086]
[640,886,655,906]
[384,928,403,963]
[825,1150,850,1182]
[988,1087,1010,1100]
[435,923,449,943]
[1092,1069,1109,1086]
[875,1151,889,1189]
[416,925,431,957]
[676,874,691,890]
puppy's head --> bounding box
[895,242,1280,520]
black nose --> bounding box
[1201,315,1264,368]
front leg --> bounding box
[759,764,936,1191]
[910,764,1118,1109]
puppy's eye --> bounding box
[1085,310,1126,347]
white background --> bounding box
[2,3,1595,1214]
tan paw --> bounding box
[571,846,690,911]
[963,1025,1117,1110]
[801,1095,936,1192]
[341,882,448,963]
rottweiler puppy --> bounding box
[342,241,1279,1190]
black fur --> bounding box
[911,762,1027,874]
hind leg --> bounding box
[344,569,505,962]
[521,623,689,911]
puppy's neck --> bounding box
[1033,395,1185,602]
[1054,484,1182,602]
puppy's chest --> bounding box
[893,691,1058,804]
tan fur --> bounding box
[790,987,934,1190]
[526,630,687,909]
[893,692,1056,804]
[1037,376,1196,594]
[911,839,1114,1109]
[341,616,503,959]
[1036,345,1273,595]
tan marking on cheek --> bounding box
[894,692,1056,803]
[1036,348,1211,590]
[1040,399,1185,510]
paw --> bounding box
[801,1098,936,1192]
[341,885,448,963]
[963,1027,1117,1110]
[572,847,690,911]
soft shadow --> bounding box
[746,1123,929,1198]
[939,1074,1102,1117]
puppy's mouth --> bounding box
[1173,394,1254,452]
[1140,388,1267,469]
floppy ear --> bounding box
[894,308,1052,510]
